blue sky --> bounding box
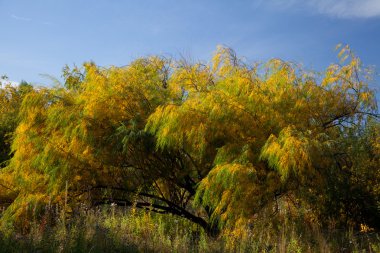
[0,0,380,93]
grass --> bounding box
[0,205,379,252]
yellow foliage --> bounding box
[0,45,378,234]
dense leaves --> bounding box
[0,46,378,234]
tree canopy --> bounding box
[0,46,379,235]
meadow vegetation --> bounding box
[0,206,379,252]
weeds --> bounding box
[0,205,379,252]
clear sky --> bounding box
[1,0,380,92]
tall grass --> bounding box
[0,205,379,252]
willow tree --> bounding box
[146,45,379,230]
[0,58,212,233]
[0,81,33,213]
[0,81,33,166]
[0,46,378,234]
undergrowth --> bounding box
[0,205,379,253]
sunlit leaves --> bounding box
[260,126,312,181]
[147,45,379,229]
[0,45,378,233]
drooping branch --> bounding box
[89,185,212,233]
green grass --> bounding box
[0,206,379,252]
